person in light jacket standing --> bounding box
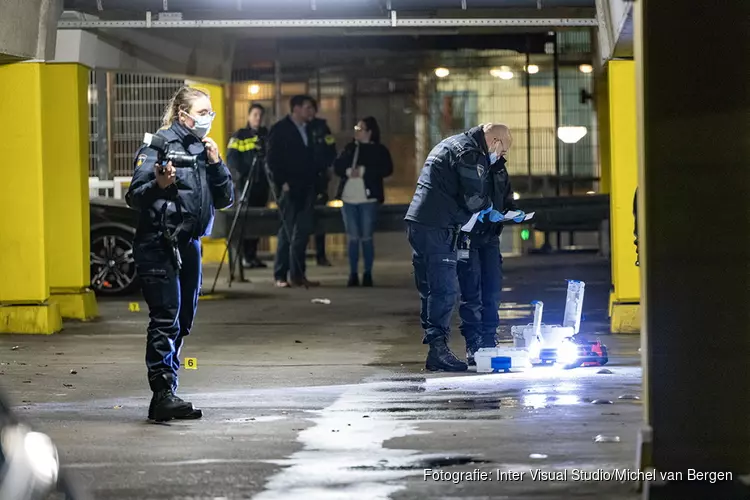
[334,117,393,287]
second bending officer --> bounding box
[405,123,513,372]
[457,142,526,366]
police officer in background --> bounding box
[227,103,269,269]
[126,86,234,421]
[457,142,524,367]
[405,123,513,372]
[309,99,337,267]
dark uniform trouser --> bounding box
[134,234,201,392]
[407,222,458,344]
[274,189,315,282]
[457,233,502,345]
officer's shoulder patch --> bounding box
[136,154,148,167]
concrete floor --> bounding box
[1,241,643,499]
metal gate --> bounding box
[88,72,185,179]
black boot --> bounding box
[425,337,468,372]
[149,390,203,422]
[466,339,481,367]
[466,335,497,367]
[362,272,373,287]
[347,274,359,287]
[148,374,202,422]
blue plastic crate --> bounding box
[490,356,512,373]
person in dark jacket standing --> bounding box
[334,116,393,287]
[457,153,524,367]
[227,103,268,269]
[126,86,234,421]
[405,123,512,372]
[309,101,337,267]
[266,94,320,288]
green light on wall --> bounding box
[521,229,531,241]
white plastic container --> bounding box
[475,347,530,373]
[562,280,586,333]
[512,324,575,349]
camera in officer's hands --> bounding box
[143,132,198,173]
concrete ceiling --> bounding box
[55,0,599,82]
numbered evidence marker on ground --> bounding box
[128,302,140,312]
[184,358,198,370]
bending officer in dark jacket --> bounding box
[266,94,320,288]
[405,124,512,372]
[458,151,525,367]
[126,86,234,422]
[227,103,269,269]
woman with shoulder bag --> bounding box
[334,117,393,287]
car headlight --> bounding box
[0,424,59,499]
[24,431,59,484]
[557,340,579,365]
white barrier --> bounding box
[89,177,131,199]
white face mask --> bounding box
[183,111,214,138]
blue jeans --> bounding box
[341,202,378,275]
[456,233,503,345]
[134,234,202,392]
[407,222,458,344]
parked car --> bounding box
[89,197,139,296]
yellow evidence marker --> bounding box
[184,358,198,370]
[128,302,140,312]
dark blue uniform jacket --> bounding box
[125,121,234,240]
[468,156,518,237]
[405,126,494,229]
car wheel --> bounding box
[90,227,138,296]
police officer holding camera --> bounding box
[126,86,234,422]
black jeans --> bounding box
[274,189,315,282]
[407,222,459,344]
[456,233,503,345]
[134,233,201,392]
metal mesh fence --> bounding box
[87,72,185,178]
[111,74,185,177]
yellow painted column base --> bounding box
[49,288,99,321]
[0,304,62,335]
[611,302,641,334]
[201,238,228,264]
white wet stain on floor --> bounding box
[252,380,430,500]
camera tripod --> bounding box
[209,156,310,294]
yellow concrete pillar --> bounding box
[607,60,641,333]
[0,63,62,334]
[188,81,230,264]
[43,64,98,320]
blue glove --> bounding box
[512,210,526,223]
[476,204,494,223]
[488,210,503,223]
